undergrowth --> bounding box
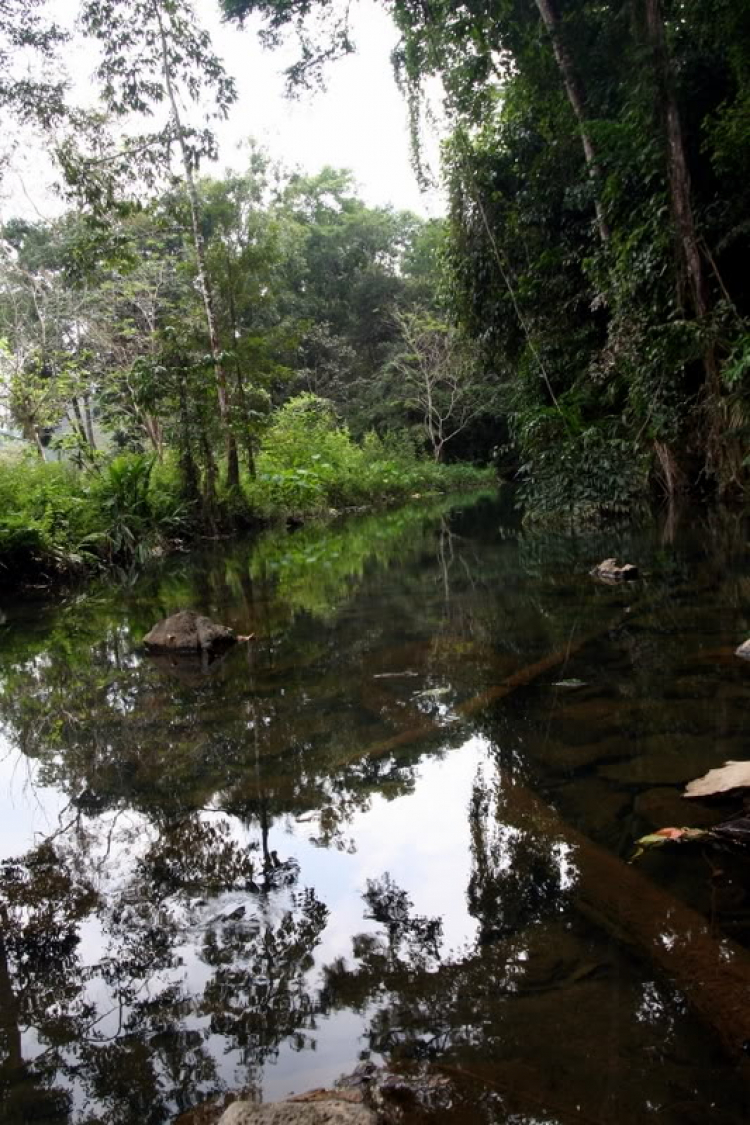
[0,396,495,586]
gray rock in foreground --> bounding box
[143,610,236,653]
[218,1099,376,1125]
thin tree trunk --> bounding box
[70,396,89,447]
[83,392,97,450]
[0,931,22,1073]
[199,426,219,534]
[155,2,240,495]
[228,277,256,479]
[534,0,611,245]
[177,369,200,509]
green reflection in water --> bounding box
[1,495,750,1123]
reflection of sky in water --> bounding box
[263,736,487,1098]
[0,713,489,1106]
[4,500,750,1123]
[0,729,70,853]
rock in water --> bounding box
[143,610,236,653]
[218,1101,376,1125]
[591,557,639,582]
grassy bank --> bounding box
[0,411,495,587]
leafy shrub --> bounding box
[0,402,494,583]
[514,404,650,523]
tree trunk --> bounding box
[641,0,743,491]
[534,0,611,245]
[337,597,750,1063]
[83,392,97,450]
[199,426,219,534]
[177,369,201,509]
[70,396,89,447]
[155,2,240,496]
[0,932,22,1073]
[643,0,706,320]
[495,772,750,1065]
[228,277,256,479]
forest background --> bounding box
[1,0,750,581]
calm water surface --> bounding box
[1,492,750,1124]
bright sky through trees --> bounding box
[0,0,443,221]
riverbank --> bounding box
[0,446,496,590]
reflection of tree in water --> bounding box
[467,774,567,948]
[201,889,328,1062]
[7,498,749,1122]
[0,842,97,1124]
[0,810,329,1123]
[320,787,747,1125]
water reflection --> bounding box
[1,493,750,1122]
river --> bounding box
[0,491,749,1123]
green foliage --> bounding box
[0,411,493,584]
[246,393,494,518]
[88,454,186,563]
[515,404,650,524]
[0,451,98,570]
[0,447,189,579]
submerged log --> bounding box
[337,597,750,1064]
[498,774,750,1062]
[341,613,627,768]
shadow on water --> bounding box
[1,492,750,1122]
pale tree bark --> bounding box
[83,392,97,450]
[534,0,611,245]
[227,273,256,478]
[395,311,487,462]
[154,1,240,494]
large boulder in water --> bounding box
[143,610,236,653]
[218,1101,375,1125]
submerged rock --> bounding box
[143,610,236,653]
[591,558,639,582]
[218,1099,375,1125]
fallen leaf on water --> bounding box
[684,760,750,799]
[630,827,708,863]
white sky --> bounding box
[2,0,445,222]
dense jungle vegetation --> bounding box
[225,0,750,514]
[0,161,492,580]
[2,0,750,581]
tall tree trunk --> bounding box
[642,0,742,491]
[534,0,611,245]
[199,426,219,534]
[643,0,707,320]
[33,426,46,459]
[0,932,22,1073]
[155,3,240,495]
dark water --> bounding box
[2,491,750,1124]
